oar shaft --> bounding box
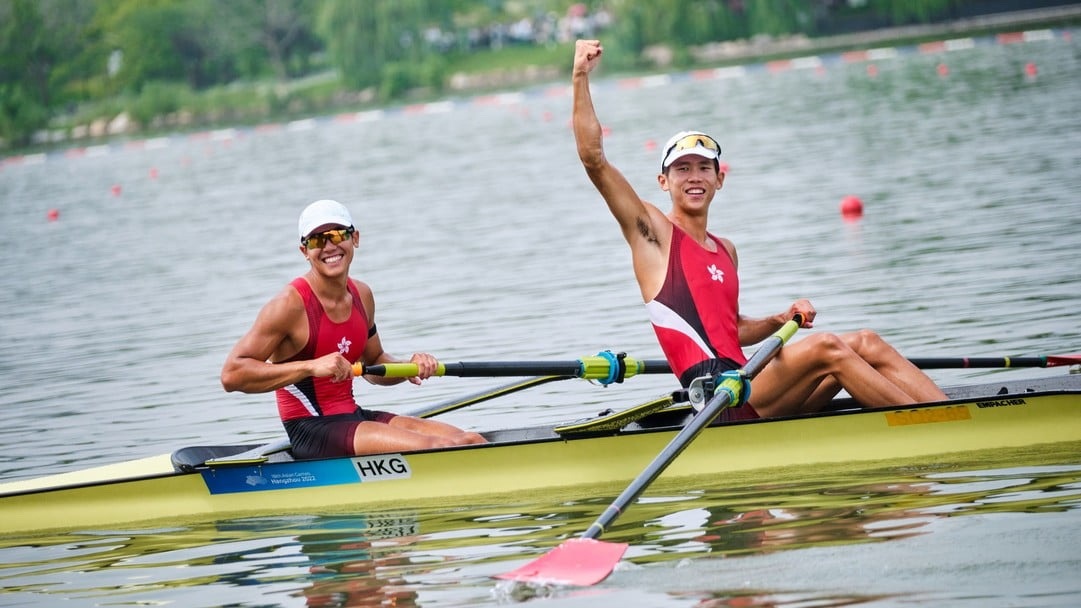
[352,353,1079,379]
[357,361,581,377]
[581,316,802,540]
[444,361,580,377]
[910,356,1066,369]
[353,357,672,380]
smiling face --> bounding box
[658,154,724,216]
[300,223,358,275]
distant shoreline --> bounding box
[654,4,1081,67]
[435,5,1081,91]
[3,5,1079,164]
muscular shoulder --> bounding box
[260,283,307,326]
[716,237,739,266]
[243,283,309,362]
[349,278,376,319]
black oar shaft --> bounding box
[357,358,673,379]
[440,361,583,377]
[360,354,1077,379]
[910,356,1050,369]
[581,316,801,540]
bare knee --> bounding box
[419,431,486,450]
[458,431,487,445]
[806,332,851,359]
[795,332,864,376]
[843,328,880,349]
[418,436,459,450]
[843,329,898,362]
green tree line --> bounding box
[0,0,1002,149]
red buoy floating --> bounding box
[840,195,864,221]
[110,184,122,196]
[46,208,60,222]
[718,161,730,175]
[1024,62,1038,78]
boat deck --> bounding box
[170,374,1081,470]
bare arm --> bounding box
[738,299,817,346]
[221,286,351,393]
[572,39,669,299]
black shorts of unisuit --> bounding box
[283,408,397,459]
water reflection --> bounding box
[0,513,429,607]
[0,447,1078,606]
[627,453,1081,565]
[276,515,421,608]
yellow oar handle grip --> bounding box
[577,354,646,383]
[352,362,447,377]
[777,313,804,343]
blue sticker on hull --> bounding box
[202,459,359,494]
[200,454,412,494]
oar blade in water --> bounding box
[493,538,628,586]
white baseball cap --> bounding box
[298,199,354,239]
[660,131,722,169]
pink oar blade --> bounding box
[1047,354,1081,367]
[494,538,629,586]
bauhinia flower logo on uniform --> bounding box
[337,337,352,354]
[708,264,724,283]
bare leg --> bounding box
[351,418,485,456]
[750,333,921,417]
[388,415,486,445]
[841,330,948,402]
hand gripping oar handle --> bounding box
[352,354,671,384]
[579,314,803,541]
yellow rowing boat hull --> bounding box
[2,382,1079,536]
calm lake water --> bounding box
[1,30,1080,607]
